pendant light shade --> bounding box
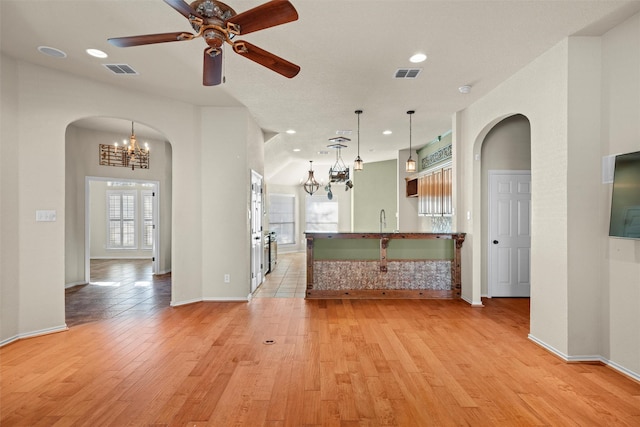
[354,109,364,171]
[303,160,320,195]
[405,110,417,173]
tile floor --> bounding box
[65,259,171,327]
[253,252,307,298]
[65,252,306,327]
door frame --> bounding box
[84,176,160,283]
[487,169,531,297]
[250,170,264,293]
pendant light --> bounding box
[303,160,320,195]
[405,110,417,173]
[354,109,364,171]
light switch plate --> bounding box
[36,210,56,222]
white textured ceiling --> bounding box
[3,0,640,186]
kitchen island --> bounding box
[305,232,466,299]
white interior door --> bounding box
[250,171,263,293]
[488,171,531,297]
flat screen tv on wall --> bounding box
[609,150,640,239]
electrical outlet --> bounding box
[224,274,230,283]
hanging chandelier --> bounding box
[303,160,320,195]
[114,121,149,170]
[405,110,417,172]
[328,137,350,183]
[354,109,364,171]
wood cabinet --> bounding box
[405,177,418,197]
[410,164,452,216]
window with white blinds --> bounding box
[269,194,295,245]
[305,195,338,232]
[142,191,154,249]
[107,190,137,249]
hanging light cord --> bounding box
[408,111,413,158]
[357,112,360,158]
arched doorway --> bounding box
[64,117,173,325]
[479,114,531,298]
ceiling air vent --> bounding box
[394,68,422,79]
[103,64,139,75]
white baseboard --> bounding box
[170,298,202,307]
[90,256,152,260]
[154,269,171,275]
[65,281,87,289]
[202,297,250,302]
[461,294,484,307]
[170,296,249,307]
[528,333,640,383]
[0,324,68,348]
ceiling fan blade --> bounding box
[203,49,223,86]
[108,32,194,47]
[227,0,298,35]
[163,0,203,19]
[233,41,300,78]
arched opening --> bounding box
[64,117,173,326]
[480,114,531,298]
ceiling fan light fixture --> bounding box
[406,110,417,173]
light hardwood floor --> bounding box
[3,258,640,426]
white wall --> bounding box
[455,13,640,379]
[1,55,20,341]
[601,13,640,375]
[456,39,571,347]
[0,55,262,345]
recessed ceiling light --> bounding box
[293,148,301,152]
[459,84,472,94]
[383,130,392,135]
[37,46,67,58]
[286,129,296,134]
[86,48,108,58]
[409,53,427,63]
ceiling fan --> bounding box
[108,0,300,86]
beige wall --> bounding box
[0,56,262,344]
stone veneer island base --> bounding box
[305,232,466,299]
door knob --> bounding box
[493,240,499,244]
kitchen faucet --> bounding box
[380,209,386,232]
